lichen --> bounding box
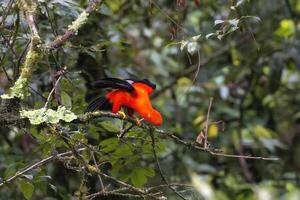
[20,106,77,125]
[20,107,46,125]
[1,78,29,99]
[68,11,89,32]
[56,106,78,122]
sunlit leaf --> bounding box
[274,19,295,37]
[208,124,218,138]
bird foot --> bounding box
[117,111,127,119]
[133,115,142,126]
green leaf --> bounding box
[70,131,87,144]
[4,164,16,179]
[255,125,274,139]
[99,138,119,153]
[61,91,72,109]
[130,167,155,187]
[114,145,133,157]
[99,121,120,132]
[19,181,34,200]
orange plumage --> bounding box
[86,78,163,126]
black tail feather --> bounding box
[85,96,112,113]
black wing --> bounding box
[85,96,112,113]
[126,78,156,90]
[93,78,135,92]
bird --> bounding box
[85,78,163,126]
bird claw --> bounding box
[117,111,127,119]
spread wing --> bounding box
[85,96,112,113]
[93,78,135,92]
[126,78,156,90]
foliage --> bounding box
[0,0,300,199]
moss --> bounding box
[20,48,41,78]
[1,47,42,99]
[87,165,100,173]
[2,0,42,100]
[16,0,37,13]
[68,11,89,33]
[31,35,41,44]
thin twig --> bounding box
[86,166,162,200]
[90,151,105,191]
[0,0,14,30]
[149,130,187,200]
[87,188,161,200]
[43,75,62,109]
[191,49,201,84]
[150,0,189,35]
[204,97,213,149]
[87,188,126,199]
[42,2,58,36]
[146,183,193,192]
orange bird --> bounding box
[86,78,163,126]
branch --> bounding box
[149,130,187,200]
[204,97,213,149]
[0,148,86,187]
[46,0,103,49]
[1,0,42,99]
[90,151,105,191]
[87,188,162,200]
[155,129,279,161]
[86,165,163,200]
[80,112,279,161]
[43,75,62,108]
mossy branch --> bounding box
[46,0,103,49]
[1,0,42,99]
[1,47,42,99]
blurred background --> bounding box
[0,0,300,199]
